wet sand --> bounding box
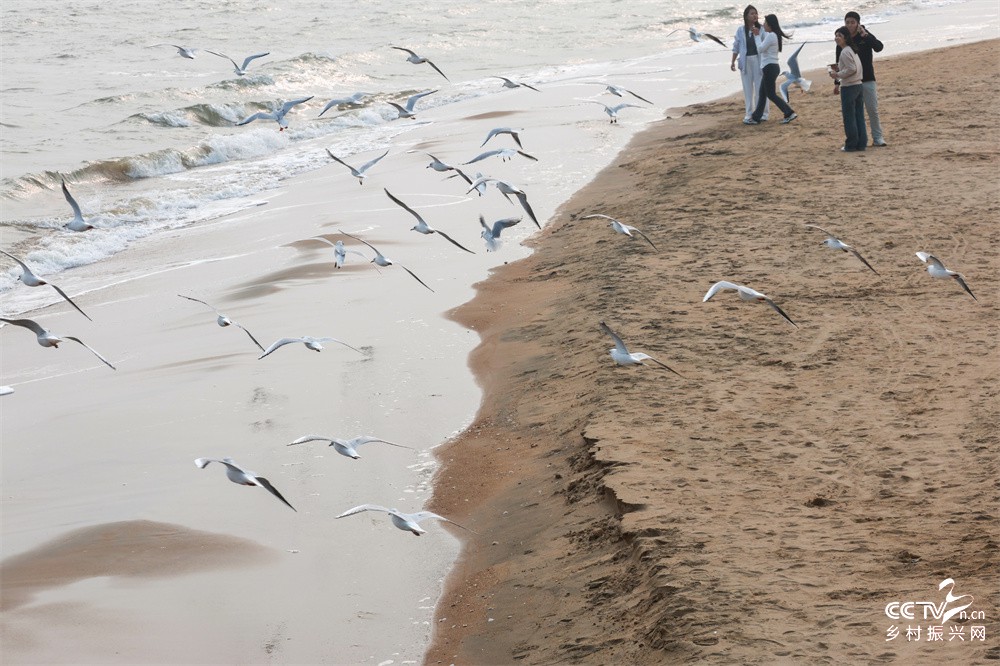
[426,40,999,665]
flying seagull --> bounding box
[702,281,797,326]
[325,148,389,185]
[318,92,369,116]
[150,44,197,59]
[258,335,366,360]
[61,180,94,232]
[780,43,812,103]
[480,127,524,149]
[426,153,462,175]
[0,317,115,369]
[307,236,369,268]
[335,504,475,536]
[465,177,540,228]
[390,46,449,80]
[803,225,878,274]
[339,231,434,292]
[495,76,540,92]
[177,294,265,352]
[581,214,656,250]
[2,250,92,320]
[599,321,684,377]
[915,252,976,300]
[589,101,642,123]
[602,84,653,105]
[666,26,727,47]
[236,96,314,131]
[388,90,437,119]
[205,50,270,76]
[384,188,475,254]
[287,434,414,459]
[462,147,537,165]
[194,457,295,511]
[479,215,521,252]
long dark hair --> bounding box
[743,5,760,29]
[763,14,793,51]
[835,26,854,52]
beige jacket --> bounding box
[836,47,863,86]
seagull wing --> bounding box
[599,320,630,355]
[258,337,304,360]
[339,231,380,256]
[0,250,31,274]
[0,317,47,336]
[387,101,410,117]
[624,88,654,104]
[518,81,541,92]
[336,503,392,519]
[64,336,116,369]
[916,252,945,270]
[236,111,277,126]
[61,180,85,221]
[318,99,342,117]
[314,337,367,356]
[704,33,727,47]
[514,191,540,229]
[847,248,880,275]
[353,436,413,450]
[764,298,797,327]
[581,213,616,222]
[48,283,93,321]
[462,149,501,165]
[205,50,239,69]
[803,223,836,238]
[178,294,219,312]
[397,264,434,292]
[644,355,686,379]
[240,52,270,71]
[253,476,296,511]
[325,149,356,173]
[788,44,805,78]
[702,280,742,302]
[404,89,437,112]
[280,96,314,114]
[480,128,502,147]
[611,103,642,113]
[390,46,419,58]
[288,435,334,446]
[516,150,538,161]
[491,217,521,237]
[357,149,390,173]
[953,274,977,300]
[779,79,792,104]
[407,511,477,533]
[432,228,476,254]
[626,225,657,250]
[232,322,266,351]
[384,188,426,226]
[424,58,449,81]
[450,167,474,186]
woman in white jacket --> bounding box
[746,14,797,125]
[730,5,768,123]
[829,26,867,151]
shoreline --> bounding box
[426,39,999,664]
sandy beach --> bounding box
[426,39,999,665]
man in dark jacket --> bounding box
[834,11,888,147]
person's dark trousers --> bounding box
[752,63,794,121]
[840,83,867,150]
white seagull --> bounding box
[287,434,414,459]
[258,335,366,360]
[205,50,270,76]
[602,84,653,105]
[0,317,115,369]
[702,281,797,326]
[384,188,475,254]
[599,321,684,377]
[194,457,295,511]
[462,147,538,165]
[339,231,434,292]
[803,225,878,274]
[325,148,389,185]
[426,153,462,174]
[666,26,727,47]
[177,294,265,352]
[495,76,540,92]
[308,236,369,268]
[581,214,656,250]
[589,101,642,124]
[388,90,437,119]
[479,215,522,252]
[780,43,812,103]
[0,386,13,396]
[915,252,976,300]
[2,250,92,320]
[465,177,540,228]
[61,180,94,232]
[390,46,449,80]
[480,127,524,149]
[150,44,197,59]
[336,504,475,536]
[236,96,314,131]
[318,92,369,116]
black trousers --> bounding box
[752,63,794,120]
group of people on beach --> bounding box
[730,6,887,151]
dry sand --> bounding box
[426,40,999,665]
